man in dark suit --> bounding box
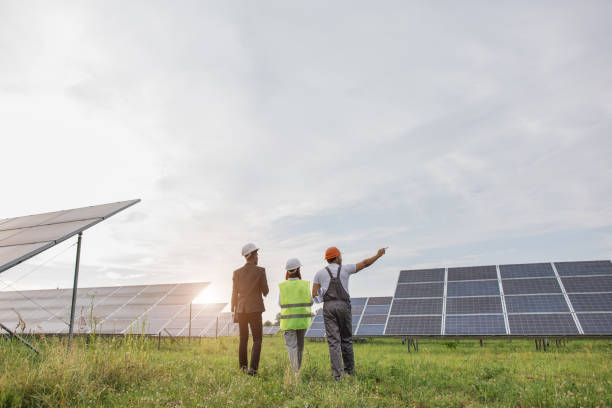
[231,243,269,375]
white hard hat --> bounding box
[241,243,259,257]
[285,258,302,271]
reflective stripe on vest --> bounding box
[278,280,312,331]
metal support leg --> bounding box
[68,233,83,351]
[479,339,483,347]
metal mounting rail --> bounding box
[1,323,40,355]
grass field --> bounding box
[1,334,611,407]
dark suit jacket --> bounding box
[231,263,269,314]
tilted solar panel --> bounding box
[569,293,612,312]
[395,282,444,298]
[561,276,612,293]
[448,266,497,281]
[508,314,579,335]
[504,295,570,314]
[447,280,499,297]
[398,268,444,283]
[577,313,612,334]
[446,296,502,314]
[555,261,612,277]
[499,263,554,279]
[502,278,561,295]
[390,298,443,315]
[445,315,506,335]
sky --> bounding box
[1,1,611,321]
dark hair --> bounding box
[285,269,302,280]
[327,257,338,264]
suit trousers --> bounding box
[238,312,263,373]
[323,300,354,380]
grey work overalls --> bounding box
[322,265,355,380]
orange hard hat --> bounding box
[325,246,341,260]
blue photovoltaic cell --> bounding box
[315,309,323,316]
[445,296,502,314]
[351,306,364,316]
[555,261,612,277]
[356,324,385,335]
[360,315,387,324]
[502,278,561,295]
[395,282,444,298]
[351,297,368,306]
[310,322,324,330]
[569,293,612,312]
[447,280,499,297]
[390,298,443,315]
[499,263,554,279]
[398,268,445,283]
[561,276,612,293]
[505,295,570,313]
[312,315,323,323]
[352,315,361,325]
[445,315,506,335]
[384,316,442,335]
[305,329,325,338]
[366,296,393,305]
[577,313,612,334]
[364,305,390,315]
[508,314,578,335]
[447,266,497,281]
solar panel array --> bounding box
[0,283,222,336]
[305,260,612,337]
[209,313,280,337]
[0,200,140,274]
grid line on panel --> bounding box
[441,268,448,335]
[110,285,172,334]
[353,297,367,335]
[496,265,510,335]
[551,262,583,335]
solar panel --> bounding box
[390,298,443,315]
[394,282,444,298]
[499,263,554,279]
[0,199,140,274]
[446,297,502,314]
[447,266,497,281]
[351,297,368,306]
[305,329,325,338]
[0,282,210,335]
[561,276,612,293]
[356,324,385,335]
[577,313,612,334]
[504,295,570,313]
[351,306,364,316]
[569,294,612,312]
[447,280,499,297]
[555,261,612,277]
[445,315,506,335]
[502,278,561,295]
[398,268,444,283]
[360,314,387,324]
[385,316,441,335]
[263,326,280,335]
[366,296,393,305]
[507,314,578,335]
[363,305,390,315]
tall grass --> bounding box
[1,335,611,407]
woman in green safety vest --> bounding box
[278,258,312,374]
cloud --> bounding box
[1,1,611,319]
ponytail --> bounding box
[285,269,302,280]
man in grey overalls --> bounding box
[312,246,387,380]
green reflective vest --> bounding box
[279,280,312,331]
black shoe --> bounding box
[247,369,257,376]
